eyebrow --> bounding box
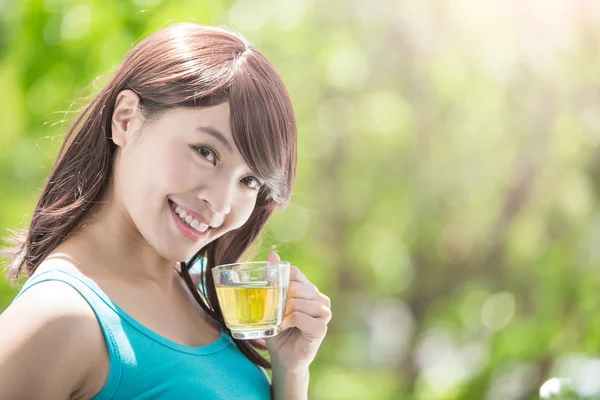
[195,126,234,153]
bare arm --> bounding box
[0,281,107,400]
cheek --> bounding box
[121,141,189,216]
[228,196,258,230]
[161,145,196,192]
[117,149,149,207]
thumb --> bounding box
[268,251,281,264]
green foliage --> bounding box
[2,0,600,398]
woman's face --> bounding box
[112,94,262,261]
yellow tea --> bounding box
[216,283,288,331]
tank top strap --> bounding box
[14,268,126,399]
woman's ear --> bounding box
[111,89,140,148]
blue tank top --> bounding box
[13,267,272,399]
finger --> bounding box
[320,293,331,309]
[285,298,332,321]
[288,284,331,309]
[268,251,281,265]
[288,281,320,301]
[280,311,328,340]
[290,265,312,285]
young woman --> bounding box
[0,23,331,399]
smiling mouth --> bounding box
[168,199,212,236]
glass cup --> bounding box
[212,261,291,340]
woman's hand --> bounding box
[265,251,332,374]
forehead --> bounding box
[150,102,255,169]
[157,102,233,140]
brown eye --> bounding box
[193,145,218,166]
[241,176,262,190]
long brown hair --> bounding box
[2,23,297,369]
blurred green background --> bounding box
[2,0,600,399]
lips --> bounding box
[168,199,214,227]
[169,203,210,241]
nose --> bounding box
[196,175,233,216]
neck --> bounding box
[64,193,178,291]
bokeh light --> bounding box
[2,0,600,398]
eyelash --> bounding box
[241,176,263,190]
[193,145,263,190]
[193,145,219,165]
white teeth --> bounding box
[171,201,210,234]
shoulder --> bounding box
[0,275,109,399]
